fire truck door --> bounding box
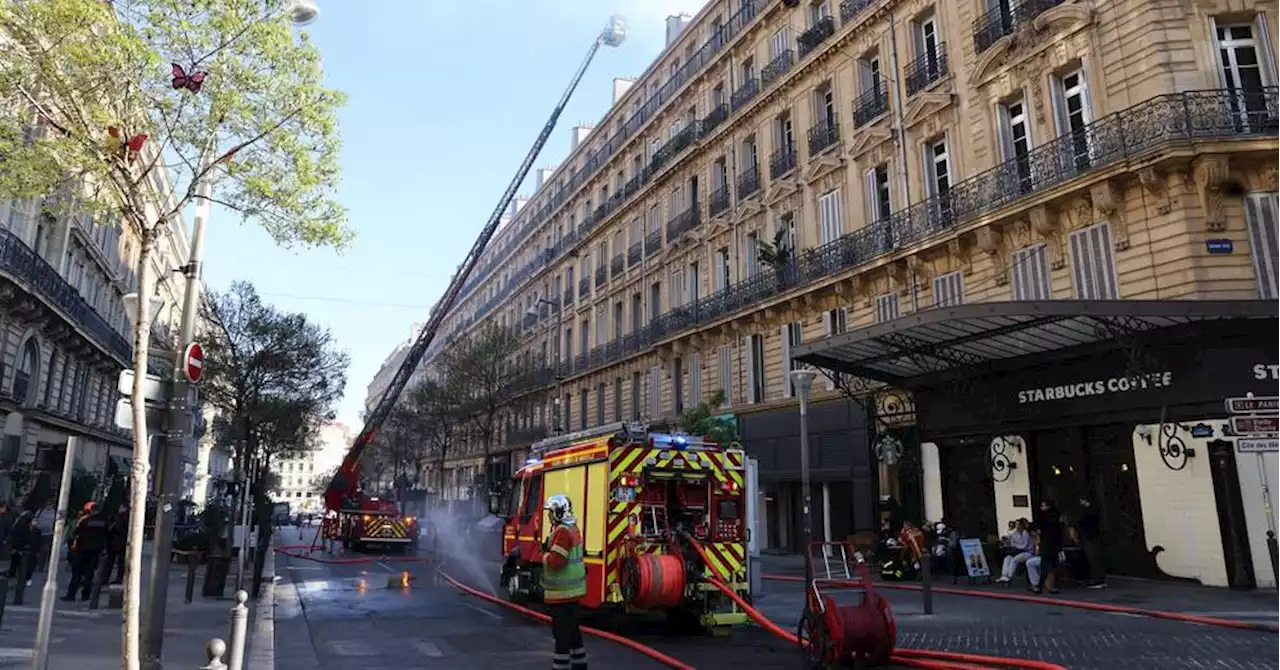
[517,472,543,546]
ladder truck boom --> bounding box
[325,18,626,512]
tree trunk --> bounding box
[123,232,156,670]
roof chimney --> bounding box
[570,124,594,151]
[612,78,636,105]
[535,166,556,191]
[665,13,692,47]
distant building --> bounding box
[270,421,353,513]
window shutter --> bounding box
[821,312,835,391]
[691,352,702,405]
[1048,74,1069,135]
[832,189,843,241]
[719,345,732,406]
[650,365,662,418]
[1245,193,1279,299]
[781,325,793,398]
[996,104,1015,162]
[864,169,878,224]
[744,337,756,404]
[1256,16,1279,85]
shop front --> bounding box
[793,300,1279,588]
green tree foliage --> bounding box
[437,324,522,490]
[398,378,464,498]
[676,390,740,445]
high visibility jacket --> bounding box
[540,524,586,603]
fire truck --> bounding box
[493,422,751,631]
[322,493,420,553]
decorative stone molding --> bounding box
[847,125,893,159]
[1032,3,1093,34]
[766,178,800,207]
[1193,155,1231,232]
[901,92,953,130]
[948,236,974,276]
[1137,167,1167,199]
[1090,180,1129,250]
[803,153,844,184]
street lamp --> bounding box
[526,296,564,435]
[790,368,817,585]
[284,0,319,26]
[122,292,165,335]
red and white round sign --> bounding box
[183,342,205,383]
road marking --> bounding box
[329,641,377,656]
[0,649,33,659]
[414,641,443,657]
[459,599,503,621]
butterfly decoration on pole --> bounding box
[171,63,208,94]
[106,126,149,164]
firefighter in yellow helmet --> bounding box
[541,494,587,670]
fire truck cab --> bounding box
[492,422,750,631]
[324,494,420,553]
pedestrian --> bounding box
[996,518,1035,583]
[63,502,108,601]
[0,503,13,554]
[1077,497,1106,588]
[6,509,37,581]
[106,503,129,584]
[540,494,587,670]
[1027,499,1062,595]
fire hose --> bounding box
[274,544,432,565]
[681,536,1066,670]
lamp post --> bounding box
[790,368,817,585]
[527,296,564,435]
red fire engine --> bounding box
[493,422,751,631]
[322,493,419,553]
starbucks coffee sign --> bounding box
[1017,371,1174,405]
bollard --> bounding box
[201,638,228,670]
[225,590,249,670]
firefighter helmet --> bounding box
[544,494,573,522]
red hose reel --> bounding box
[799,557,897,667]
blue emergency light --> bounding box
[650,433,692,449]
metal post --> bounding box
[792,370,816,586]
[143,175,210,665]
[226,590,249,670]
[201,638,227,670]
[234,459,254,592]
[32,436,78,670]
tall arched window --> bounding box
[14,339,39,404]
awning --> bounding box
[791,300,1278,386]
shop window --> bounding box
[1245,192,1278,299]
[1010,244,1052,300]
[932,270,964,307]
[1068,222,1119,299]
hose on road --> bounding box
[681,538,1065,670]
[273,543,433,565]
[761,573,1278,633]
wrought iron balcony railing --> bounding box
[498,89,1277,392]
[762,50,794,88]
[594,265,607,288]
[627,242,643,267]
[703,102,730,134]
[610,254,625,277]
[562,289,574,307]
[666,208,702,241]
[798,16,836,59]
[808,119,840,156]
[0,228,130,363]
[644,229,662,255]
[737,165,761,198]
[709,185,732,217]
[905,43,949,97]
[852,84,889,128]
[578,277,590,298]
[973,0,1064,55]
[840,0,875,23]
[770,145,798,179]
[731,77,761,111]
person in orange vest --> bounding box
[541,494,587,670]
[63,502,108,601]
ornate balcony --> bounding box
[840,0,874,23]
[973,0,1065,55]
[731,77,761,111]
[770,145,798,179]
[905,43,949,97]
[737,165,761,198]
[578,277,590,298]
[852,84,889,128]
[808,119,840,156]
[797,16,836,60]
[644,229,662,256]
[703,102,730,134]
[562,288,574,307]
[610,254,625,277]
[666,208,702,241]
[709,185,732,217]
[594,265,607,288]
[0,228,130,364]
[762,51,794,88]
[627,242,643,267]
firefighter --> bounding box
[541,494,587,670]
[63,502,108,601]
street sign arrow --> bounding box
[1225,396,1279,414]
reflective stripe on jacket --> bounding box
[541,525,586,602]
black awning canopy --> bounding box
[791,300,1279,385]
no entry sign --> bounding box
[183,342,205,383]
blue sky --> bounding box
[200,0,709,429]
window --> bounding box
[1051,69,1093,170]
[814,83,836,128]
[865,165,892,223]
[674,357,685,414]
[650,282,662,320]
[859,53,882,93]
[631,293,644,333]
[647,202,662,235]
[997,98,1033,192]
[808,0,831,25]
[718,344,733,406]
[649,365,662,418]
[1068,222,1120,299]
[875,293,900,323]
[1214,20,1276,125]
[818,189,843,244]
[924,137,952,198]
[821,308,847,390]
[914,13,940,66]
[781,322,802,398]
[714,247,731,291]
[771,28,788,59]
[748,334,766,403]
[632,371,642,420]
[742,135,758,170]
[778,213,798,254]
[614,377,623,422]
[671,184,686,215]
[579,389,588,430]
[1010,244,1052,300]
[745,232,760,277]
[688,261,700,304]
[775,113,795,153]
[690,352,702,406]
[1244,193,1278,299]
[596,383,605,426]
[670,269,686,308]
[932,270,964,307]
[14,339,38,404]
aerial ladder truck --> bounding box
[323,16,628,549]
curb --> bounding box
[245,534,276,670]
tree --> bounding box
[401,378,463,507]
[437,324,522,493]
[0,3,348,664]
[676,391,740,445]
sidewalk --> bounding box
[755,553,1279,620]
[0,543,261,669]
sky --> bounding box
[200,0,710,430]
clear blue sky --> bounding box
[200,0,709,429]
